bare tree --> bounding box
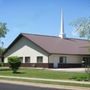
[71,17,90,80]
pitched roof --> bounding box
[22,33,90,55]
[3,33,90,55]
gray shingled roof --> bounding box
[22,33,90,55]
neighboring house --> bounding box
[2,33,90,68]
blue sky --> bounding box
[0,0,90,47]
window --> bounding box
[37,56,43,63]
[25,57,30,63]
[83,57,88,61]
[83,57,90,65]
[59,56,67,63]
[19,57,23,63]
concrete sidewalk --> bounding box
[0,75,90,85]
[0,79,90,90]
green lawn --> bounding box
[0,67,88,80]
[0,67,90,87]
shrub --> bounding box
[8,56,21,73]
[0,62,4,67]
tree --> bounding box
[0,47,5,55]
[0,22,8,63]
[71,17,90,80]
[0,22,8,54]
[70,17,90,39]
[0,22,8,38]
[8,56,21,73]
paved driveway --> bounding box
[50,68,85,72]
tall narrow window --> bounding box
[37,56,43,63]
[25,57,30,63]
[59,56,67,63]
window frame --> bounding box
[37,56,43,63]
[59,56,67,63]
[25,57,30,63]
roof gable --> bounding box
[3,34,50,55]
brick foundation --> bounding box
[3,63,53,68]
[3,63,82,68]
[58,63,82,68]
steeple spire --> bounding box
[59,9,65,38]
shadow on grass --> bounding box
[0,68,10,71]
[13,72,25,74]
[0,68,25,74]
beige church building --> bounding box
[2,11,90,68]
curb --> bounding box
[0,76,90,85]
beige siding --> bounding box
[67,56,81,63]
[49,55,82,68]
[4,37,48,63]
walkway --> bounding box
[49,68,86,72]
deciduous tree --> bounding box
[71,17,90,80]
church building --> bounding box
[3,11,90,68]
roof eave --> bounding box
[49,53,90,56]
[2,33,23,55]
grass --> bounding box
[0,67,88,80]
[0,67,90,87]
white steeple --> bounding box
[59,9,65,38]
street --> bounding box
[0,83,69,90]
